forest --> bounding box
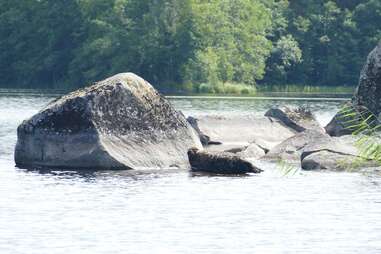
[0,0,380,93]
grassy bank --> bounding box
[161,82,355,96]
[163,82,257,95]
[258,84,355,94]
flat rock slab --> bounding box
[188,148,262,174]
[15,73,202,170]
[194,114,296,153]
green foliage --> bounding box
[0,0,380,90]
[277,159,299,176]
[339,104,381,167]
[183,0,272,86]
[193,82,256,96]
[258,84,354,94]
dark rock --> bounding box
[187,148,262,174]
[15,73,202,170]
[208,140,223,145]
[354,41,381,116]
[265,106,322,133]
[224,147,246,153]
[326,41,381,137]
[187,116,211,146]
[325,102,379,137]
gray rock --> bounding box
[264,128,380,171]
[265,107,322,133]
[15,73,202,170]
[193,114,296,153]
[301,150,378,171]
[237,143,267,159]
[187,148,262,174]
[301,135,380,171]
[325,102,378,137]
[223,143,266,159]
[354,41,381,116]
[264,130,330,162]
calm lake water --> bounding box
[1,91,381,254]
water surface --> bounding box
[1,91,380,254]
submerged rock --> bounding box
[354,41,381,116]
[265,106,322,133]
[15,73,202,170]
[187,148,262,174]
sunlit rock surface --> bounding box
[301,135,380,171]
[264,129,330,162]
[263,128,380,171]
[192,114,296,154]
[15,73,202,170]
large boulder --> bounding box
[265,106,323,133]
[187,148,262,174]
[354,41,381,116]
[15,73,202,170]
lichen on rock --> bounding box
[15,73,202,170]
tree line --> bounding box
[0,0,380,91]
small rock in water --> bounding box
[187,148,262,174]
